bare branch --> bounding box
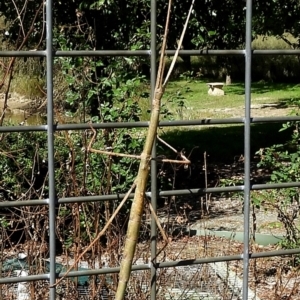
[163,0,195,87]
[157,135,191,163]
[0,2,44,126]
[89,148,142,160]
[115,0,195,298]
[51,182,136,287]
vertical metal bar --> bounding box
[243,0,253,299]
[46,0,56,298]
[150,0,157,299]
[1,0,297,295]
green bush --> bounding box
[0,26,149,251]
[0,124,144,247]
[256,104,300,253]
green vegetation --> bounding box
[1,0,300,236]
[160,80,300,120]
[254,111,300,252]
[2,1,300,297]
[161,122,290,162]
[0,127,144,247]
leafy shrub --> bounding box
[0,25,149,252]
[256,105,300,252]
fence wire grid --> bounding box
[1,0,300,299]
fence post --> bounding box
[45,0,57,298]
[243,0,253,299]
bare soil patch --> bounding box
[0,92,32,111]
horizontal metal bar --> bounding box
[158,182,300,196]
[158,181,300,197]
[57,50,151,57]
[0,125,47,133]
[158,116,300,127]
[0,199,49,207]
[0,50,150,57]
[171,49,300,56]
[158,247,300,268]
[2,49,300,58]
[252,116,300,123]
[2,115,300,133]
[0,51,47,57]
[1,181,300,207]
[1,247,299,284]
[252,182,300,190]
[0,274,49,284]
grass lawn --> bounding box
[148,79,299,162]
[157,80,300,120]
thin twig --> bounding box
[163,0,195,87]
[0,2,44,126]
[157,135,178,154]
[147,201,169,261]
[88,126,190,163]
[11,0,26,37]
[155,158,190,164]
[51,182,136,287]
[115,1,195,297]
[89,148,141,159]
[89,149,191,164]
[148,202,168,243]
[157,135,190,162]
[0,2,44,89]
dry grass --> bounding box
[253,33,298,49]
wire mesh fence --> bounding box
[1,0,300,299]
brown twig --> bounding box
[51,182,136,287]
[148,202,168,243]
[157,135,190,163]
[147,201,170,261]
[155,158,190,164]
[11,0,26,38]
[88,124,190,164]
[89,148,142,159]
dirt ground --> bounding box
[199,103,294,118]
[0,92,33,111]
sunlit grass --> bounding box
[10,75,45,98]
[139,79,300,121]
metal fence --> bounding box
[1,0,300,299]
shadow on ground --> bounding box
[160,122,292,164]
[154,122,293,227]
[224,82,300,95]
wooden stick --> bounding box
[115,0,195,298]
[87,126,190,163]
[148,202,168,243]
[155,158,190,164]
